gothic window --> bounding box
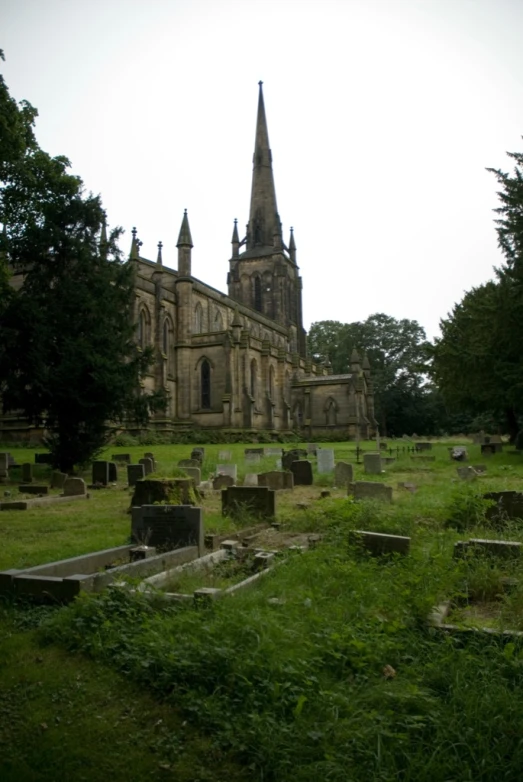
[214,309,223,331]
[201,359,211,409]
[137,306,150,349]
[253,276,262,313]
[269,365,275,399]
[162,319,169,354]
[163,316,175,376]
[194,302,203,333]
[250,359,257,400]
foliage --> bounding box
[0,59,165,472]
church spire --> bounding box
[247,81,281,250]
[177,209,193,276]
[231,218,240,258]
[288,227,296,263]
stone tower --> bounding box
[227,82,307,357]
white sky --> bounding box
[2,0,523,341]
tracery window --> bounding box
[201,359,211,409]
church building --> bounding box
[131,83,378,440]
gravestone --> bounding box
[127,464,145,487]
[282,449,307,471]
[218,450,232,461]
[264,448,282,456]
[191,448,204,464]
[258,471,294,490]
[216,464,237,482]
[354,481,393,502]
[481,443,502,455]
[275,458,282,469]
[21,463,33,483]
[50,470,67,489]
[363,453,382,475]
[243,473,259,486]
[34,453,53,465]
[416,442,432,451]
[63,477,87,496]
[349,530,410,556]
[112,454,131,464]
[306,443,318,455]
[213,474,235,490]
[19,484,48,495]
[454,538,522,559]
[92,461,109,485]
[457,466,477,481]
[221,486,276,520]
[131,504,204,553]
[290,460,313,486]
[484,491,523,523]
[317,448,335,474]
[108,462,118,483]
[334,462,354,486]
[244,448,264,456]
[178,459,200,469]
[0,453,8,479]
[131,478,197,507]
[183,466,201,486]
[144,452,156,471]
[451,447,468,461]
[245,453,261,464]
[139,457,154,476]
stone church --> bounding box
[130,83,378,440]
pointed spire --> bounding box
[288,227,296,263]
[157,241,163,265]
[231,218,240,258]
[177,209,193,248]
[130,226,139,260]
[177,210,192,276]
[362,353,370,370]
[247,82,281,251]
[350,348,362,373]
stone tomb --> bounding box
[139,457,154,476]
[354,481,393,502]
[92,460,110,485]
[363,453,383,475]
[216,464,237,482]
[127,464,145,487]
[334,462,354,486]
[317,448,335,474]
[349,529,410,556]
[131,504,204,554]
[290,460,313,486]
[221,486,276,520]
[258,471,294,491]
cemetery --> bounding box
[3,436,523,780]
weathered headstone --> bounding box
[290,460,313,486]
[245,453,261,464]
[112,454,131,464]
[349,529,410,556]
[213,474,235,490]
[484,491,523,523]
[63,477,87,496]
[50,470,67,489]
[481,443,502,455]
[264,447,282,456]
[191,448,204,464]
[244,448,264,456]
[354,481,393,502]
[282,449,307,471]
[451,447,468,461]
[131,504,204,553]
[221,486,276,520]
[178,459,200,469]
[218,450,232,461]
[127,464,145,487]
[92,461,109,485]
[108,462,118,483]
[363,453,382,475]
[243,473,259,486]
[144,452,156,470]
[457,466,477,481]
[334,462,354,486]
[0,453,8,479]
[21,463,33,483]
[139,457,154,476]
[258,471,294,490]
[306,443,318,455]
[183,466,201,486]
[216,464,237,482]
[317,448,335,474]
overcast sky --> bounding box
[3,0,523,341]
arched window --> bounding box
[201,360,211,409]
[250,359,257,400]
[214,309,223,331]
[194,302,203,333]
[137,307,150,349]
[253,276,262,313]
[269,365,275,399]
[162,319,169,354]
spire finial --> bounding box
[177,210,193,248]
[157,240,163,265]
[130,226,140,260]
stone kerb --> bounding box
[363,453,382,475]
[221,486,276,520]
[349,530,410,556]
[131,504,204,554]
[290,460,313,486]
[334,462,353,486]
[317,448,335,474]
[354,481,393,502]
[258,471,294,491]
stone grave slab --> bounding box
[317,448,335,474]
[354,481,393,502]
[139,457,154,476]
[258,471,294,491]
[216,464,237,482]
[363,453,382,475]
[334,462,354,486]
[92,461,109,485]
[131,504,204,553]
[457,466,478,481]
[221,486,276,520]
[454,538,522,559]
[349,529,410,556]
[290,460,313,486]
[127,464,145,486]
[245,453,261,464]
[63,477,87,496]
[19,484,48,495]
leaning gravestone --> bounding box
[213,474,235,490]
[354,481,393,502]
[139,457,154,476]
[63,477,87,496]
[221,486,276,520]
[290,460,313,486]
[127,464,145,487]
[282,449,307,471]
[131,504,204,553]
[317,449,335,474]
[50,470,67,489]
[108,462,118,482]
[92,461,110,485]
[363,453,382,475]
[258,471,294,490]
[143,452,156,471]
[243,473,259,486]
[216,464,237,482]
[334,462,354,486]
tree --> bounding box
[308,314,433,435]
[0,59,164,471]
